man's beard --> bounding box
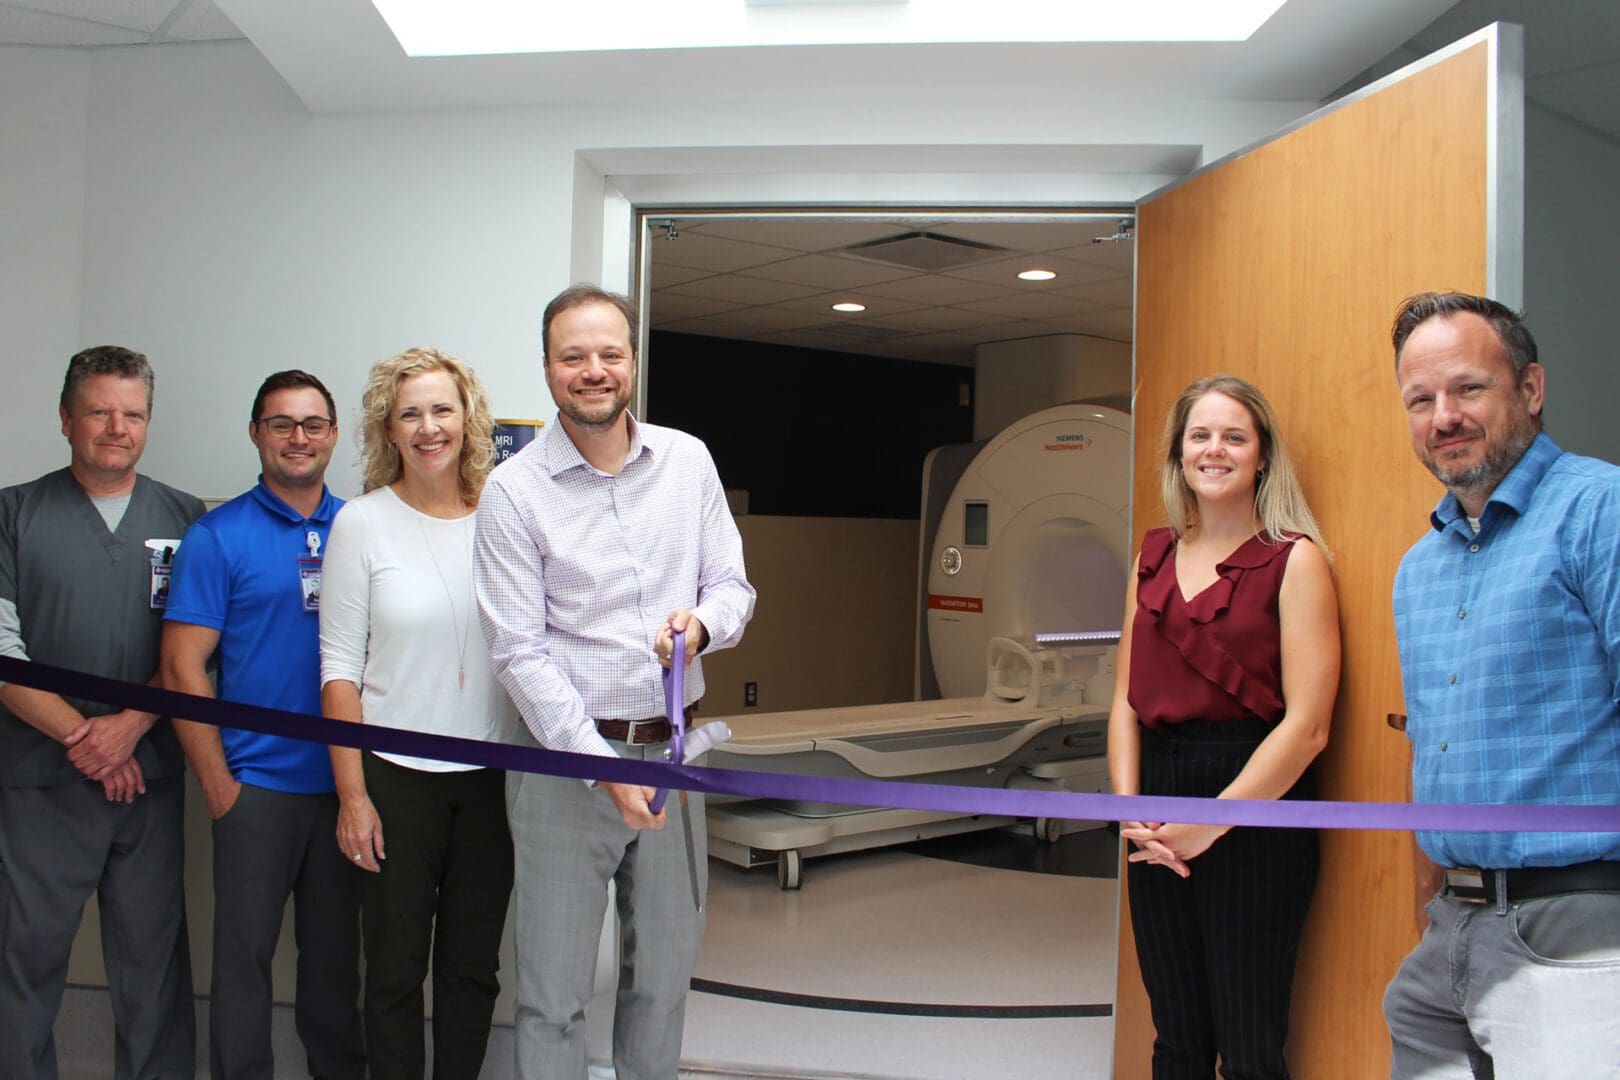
[558,386,629,431]
[1428,414,1538,498]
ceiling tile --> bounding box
[682,217,908,252]
[941,251,1125,289]
[743,253,924,290]
[662,274,825,306]
[646,230,800,273]
[859,273,1018,306]
[928,218,1126,252]
[769,292,927,318]
[649,262,711,290]
[863,306,1009,333]
[642,216,1149,370]
[794,320,920,343]
[1053,274,1134,308]
[647,292,750,321]
[1048,240,1137,273]
[655,306,828,335]
[955,291,1107,320]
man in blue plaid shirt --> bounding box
[1383,291,1620,1077]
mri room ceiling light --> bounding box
[370,0,1289,56]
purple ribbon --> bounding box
[5,655,1620,833]
[647,628,685,814]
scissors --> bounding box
[650,628,729,911]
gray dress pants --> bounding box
[0,777,195,1080]
[506,745,706,1080]
[207,783,365,1080]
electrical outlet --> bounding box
[744,681,758,707]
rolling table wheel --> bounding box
[776,848,803,890]
[1035,817,1063,844]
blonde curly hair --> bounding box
[357,347,496,506]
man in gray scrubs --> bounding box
[0,346,205,1079]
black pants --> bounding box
[1127,720,1318,1080]
[359,753,514,1080]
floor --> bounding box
[55,824,1120,1079]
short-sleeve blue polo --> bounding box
[165,478,343,793]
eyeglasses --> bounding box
[255,415,335,438]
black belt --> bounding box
[1444,861,1620,904]
[595,707,693,746]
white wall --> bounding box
[1523,103,1620,464]
[973,333,1134,440]
[0,41,1322,495]
[1,47,88,459]
[76,45,571,499]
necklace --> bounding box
[400,485,475,690]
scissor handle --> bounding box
[648,628,685,814]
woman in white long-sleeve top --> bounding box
[319,347,517,1080]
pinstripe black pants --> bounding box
[1127,719,1318,1080]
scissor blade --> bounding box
[678,788,702,911]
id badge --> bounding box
[298,529,324,613]
[145,538,182,610]
[298,558,323,612]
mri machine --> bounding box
[706,403,1131,888]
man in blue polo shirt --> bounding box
[1383,292,1620,1076]
[161,370,364,1080]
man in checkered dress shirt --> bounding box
[474,284,754,1080]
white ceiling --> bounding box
[648,215,1136,365]
[7,0,1614,365]
[7,2,1608,137]
[194,0,1459,113]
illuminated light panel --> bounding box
[831,301,867,312]
[371,0,1289,57]
[1017,269,1058,281]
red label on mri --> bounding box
[928,594,984,613]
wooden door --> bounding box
[1114,24,1522,1079]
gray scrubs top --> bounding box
[0,468,205,787]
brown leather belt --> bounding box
[1444,860,1620,904]
[595,708,693,746]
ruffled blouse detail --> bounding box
[1135,527,1296,723]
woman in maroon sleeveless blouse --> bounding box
[1108,374,1340,1079]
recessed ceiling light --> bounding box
[832,302,867,313]
[371,1,1289,57]
[1017,269,1058,281]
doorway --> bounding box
[632,209,1135,1079]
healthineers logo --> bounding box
[1044,433,1093,452]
